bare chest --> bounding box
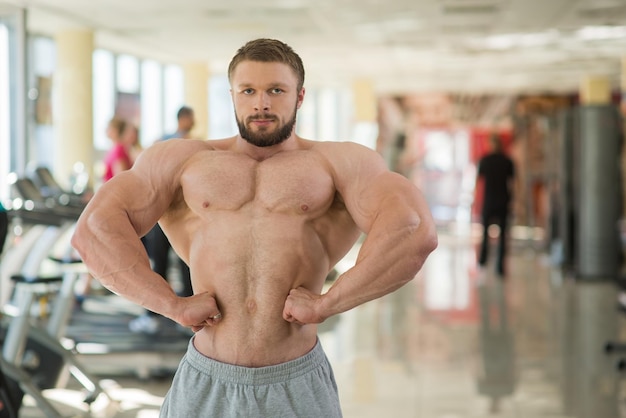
[180,151,336,216]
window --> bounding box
[29,36,56,170]
[296,88,316,139]
[116,54,139,93]
[163,65,184,135]
[140,60,163,146]
[92,49,115,151]
[208,74,236,139]
[0,7,26,201]
[0,24,9,200]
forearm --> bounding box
[320,219,437,318]
[72,210,181,320]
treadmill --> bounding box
[5,174,190,379]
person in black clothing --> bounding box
[477,134,515,276]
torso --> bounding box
[160,139,360,366]
[103,143,132,182]
[479,153,514,210]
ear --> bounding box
[296,87,305,109]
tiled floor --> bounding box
[14,227,626,417]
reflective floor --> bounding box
[18,227,626,417]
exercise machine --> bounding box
[0,176,118,417]
[5,173,189,380]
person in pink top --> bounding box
[103,117,132,182]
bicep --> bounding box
[342,166,428,234]
[86,168,173,238]
[368,173,428,228]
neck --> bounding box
[235,134,299,161]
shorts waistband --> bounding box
[185,337,326,385]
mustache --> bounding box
[247,114,277,122]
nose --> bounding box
[254,92,270,112]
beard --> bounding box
[236,107,297,148]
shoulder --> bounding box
[479,153,496,164]
[149,137,214,153]
[311,140,384,166]
[310,139,369,152]
[134,139,216,172]
[308,139,393,192]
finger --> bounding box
[283,311,293,322]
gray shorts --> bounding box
[160,337,342,418]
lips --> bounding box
[248,114,276,124]
[248,116,276,129]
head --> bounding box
[121,123,139,148]
[489,133,504,153]
[177,106,195,133]
[106,117,127,142]
[228,38,305,147]
[228,38,305,92]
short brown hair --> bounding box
[228,38,305,91]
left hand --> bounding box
[282,286,325,325]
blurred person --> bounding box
[476,133,515,276]
[102,117,132,183]
[161,105,195,140]
[121,122,143,165]
[72,38,437,417]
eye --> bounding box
[242,88,254,95]
[270,88,283,94]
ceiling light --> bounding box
[466,30,559,50]
[576,25,626,41]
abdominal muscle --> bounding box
[180,213,330,367]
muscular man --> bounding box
[72,38,438,417]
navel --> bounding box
[246,298,257,313]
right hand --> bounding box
[177,292,222,332]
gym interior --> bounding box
[2,0,626,417]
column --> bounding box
[580,75,611,105]
[351,78,377,149]
[52,30,93,186]
[352,78,377,123]
[53,30,94,188]
[577,75,622,278]
[183,62,209,140]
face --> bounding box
[181,113,195,132]
[106,124,121,142]
[230,61,304,147]
[122,126,138,147]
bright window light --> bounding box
[92,49,115,151]
[140,60,163,146]
[116,54,140,93]
[0,24,9,201]
[163,65,184,135]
